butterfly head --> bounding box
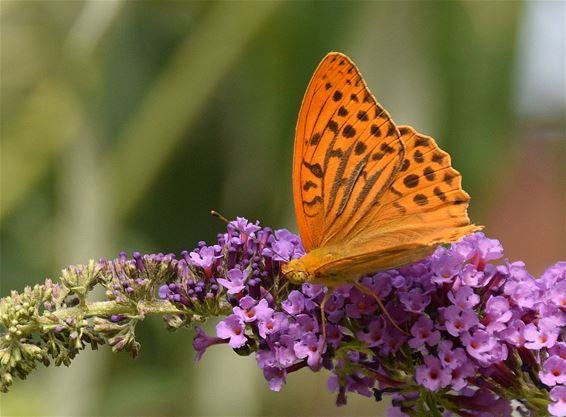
[281,258,311,284]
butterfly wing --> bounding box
[293,52,480,279]
[313,125,481,277]
[294,52,405,252]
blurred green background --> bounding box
[1,1,564,416]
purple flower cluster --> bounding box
[537,263,566,417]
[156,218,293,316]
[5,213,564,415]
[156,244,223,309]
[100,251,177,303]
[156,218,564,416]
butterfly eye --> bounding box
[286,270,309,284]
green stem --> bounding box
[20,300,187,334]
[423,391,444,417]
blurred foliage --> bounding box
[1,1,563,416]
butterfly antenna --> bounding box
[352,281,408,335]
[210,210,230,224]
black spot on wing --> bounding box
[303,161,323,178]
[357,110,369,121]
[374,107,384,119]
[415,137,430,148]
[414,194,428,206]
[443,172,455,186]
[434,186,447,202]
[393,202,406,214]
[432,152,445,165]
[370,124,381,137]
[329,148,344,158]
[328,120,339,134]
[424,167,435,181]
[399,126,411,136]
[386,124,396,137]
[454,198,466,205]
[303,181,318,191]
[354,142,367,155]
[310,132,321,146]
[413,150,424,163]
[333,91,343,101]
[338,106,349,117]
[304,196,323,207]
[403,174,419,188]
[343,125,356,138]
[390,186,402,197]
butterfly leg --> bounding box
[318,288,334,349]
[352,280,408,335]
[256,274,290,306]
[276,280,290,297]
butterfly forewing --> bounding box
[294,52,405,252]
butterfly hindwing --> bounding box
[294,52,405,252]
[313,126,481,277]
[377,126,472,224]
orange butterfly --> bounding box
[282,52,481,333]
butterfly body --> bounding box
[284,241,438,286]
[283,52,481,290]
